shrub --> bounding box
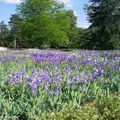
[39,103,99,120]
[96,93,120,120]
[39,93,120,120]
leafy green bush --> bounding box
[39,103,99,120]
[39,94,120,120]
[96,93,120,120]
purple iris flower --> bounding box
[52,86,61,96]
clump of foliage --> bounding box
[96,93,120,120]
[38,93,120,120]
[39,93,120,120]
[85,0,120,50]
[39,103,99,120]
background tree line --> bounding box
[0,0,120,50]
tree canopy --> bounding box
[85,0,120,49]
[0,21,9,47]
[0,0,119,50]
[16,0,72,48]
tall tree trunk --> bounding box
[14,38,16,48]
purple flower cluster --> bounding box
[24,69,62,95]
[32,52,68,64]
[90,67,104,81]
[24,69,49,95]
[68,55,78,62]
[4,50,120,97]
[65,66,104,86]
[0,56,28,63]
[5,68,24,84]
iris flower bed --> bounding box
[0,50,120,120]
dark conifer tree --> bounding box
[85,0,120,49]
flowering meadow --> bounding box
[0,50,120,120]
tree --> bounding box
[17,0,71,48]
[9,14,23,48]
[76,28,89,49]
[0,21,9,47]
[85,0,120,49]
[65,10,79,48]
